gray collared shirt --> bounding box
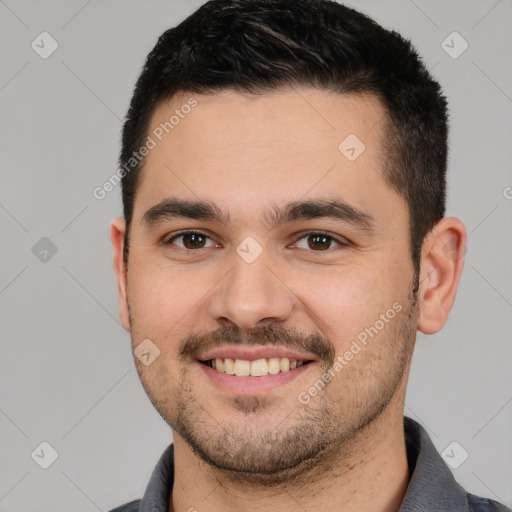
[109,417,510,512]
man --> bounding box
[109,1,510,510]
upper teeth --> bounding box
[210,357,307,377]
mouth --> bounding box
[195,346,318,395]
[200,357,314,377]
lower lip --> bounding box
[197,361,314,396]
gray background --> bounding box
[1,0,511,510]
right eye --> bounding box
[164,230,219,251]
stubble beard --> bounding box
[130,291,419,487]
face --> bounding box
[120,88,419,480]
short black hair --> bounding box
[120,0,448,290]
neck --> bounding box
[170,403,410,512]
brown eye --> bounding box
[294,232,346,251]
[182,233,207,249]
[166,231,215,250]
[307,234,332,250]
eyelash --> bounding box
[164,230,349,252]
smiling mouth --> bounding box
[200,357,313,377]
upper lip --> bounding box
[197,346,317,362]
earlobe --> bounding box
[110,217,131,331]
[417,217,467,335]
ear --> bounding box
[110,217,131,331]
[417,217,467,335]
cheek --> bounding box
[292,263,404,348]
[127,261,215,335]
[127,266,212,377]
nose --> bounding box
[207,247,295,330]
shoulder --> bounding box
[107,499,141,512]
[467,493,511,512]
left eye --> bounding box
[293,232,344,251]
[166,231,217,250]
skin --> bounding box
[111,88,466,512]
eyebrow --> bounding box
[141,197,375,232]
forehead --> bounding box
[148,88,386,155]
[133,88,404,229]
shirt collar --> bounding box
[139,443,173,512]
[398,416,468,511]
[138,416,469,511]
